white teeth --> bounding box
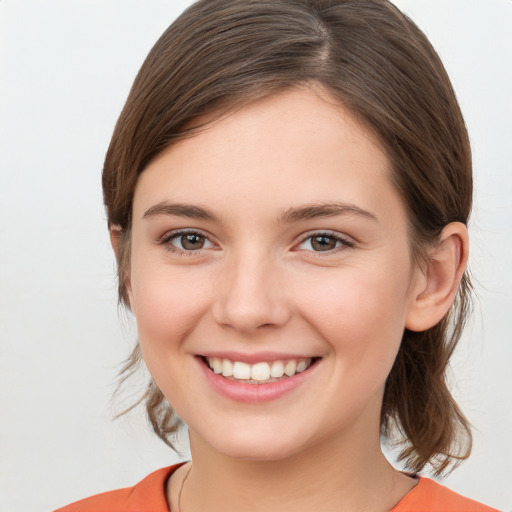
[251,362,271,381]
[232,361,251,380]
[206,356,314,382]
[210,357,222,374]
[270,360,285,378]
[221,358,233,377]
[284,360,297,376]
[297,358,311,373]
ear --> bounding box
[405,222,469,332]
[109,224,122,262]
[109,224,134,309]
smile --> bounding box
[204,356,315,384]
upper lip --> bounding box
[198,351,319,364]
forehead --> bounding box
[133,87,401,224]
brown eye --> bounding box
[179,233,205,250]
[295,232,352,253]
[164,231,214,252]
[310,235,338,251]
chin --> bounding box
[216,443,302,462]
[191,423,312,462]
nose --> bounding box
[212,251,292,333]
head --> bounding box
[105,0,472,475]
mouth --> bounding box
[200,356,319,385]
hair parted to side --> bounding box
[104,0,473,475]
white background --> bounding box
[0,1,511,511]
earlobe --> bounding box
[405,222,469,332]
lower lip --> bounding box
[198,358,319,404]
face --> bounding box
[127,87,424,462]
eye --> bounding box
[161,230,215,253]
[295,232,353,252]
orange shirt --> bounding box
[55,464,500,512]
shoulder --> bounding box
[54,464,183,512]
[392,477,500,512]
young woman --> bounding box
[56,0,499,510]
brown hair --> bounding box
[104,0,472,475]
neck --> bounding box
[176,423,413,512]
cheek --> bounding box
[129,261,211,352]
[128,263,214,404]
[295,266,410,369]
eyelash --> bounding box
[159,229,216,255]
[294,231,354,255]
[158,230,354,255]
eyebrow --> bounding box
[142,200,377,224]
[143,201,219,221]
[278,202,378,224]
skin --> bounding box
[116,87,468,512]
